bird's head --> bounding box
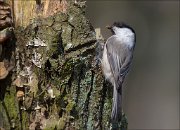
[106,22,136,41]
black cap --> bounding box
[112,22,135,34]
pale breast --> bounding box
[101,45,114,85]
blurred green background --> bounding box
[86,0,179,129]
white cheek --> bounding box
[113,27,135,47]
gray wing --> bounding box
[106,36,133,91]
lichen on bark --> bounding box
[0,1,128,130]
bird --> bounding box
[101,22,136,124]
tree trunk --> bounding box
[0,0,127,130]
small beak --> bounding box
[106,25,112,29]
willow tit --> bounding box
[101,22,136,124]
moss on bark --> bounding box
[0,1,128,130]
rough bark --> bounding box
[0,1,127,130]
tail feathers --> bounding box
[111,84,122,123]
